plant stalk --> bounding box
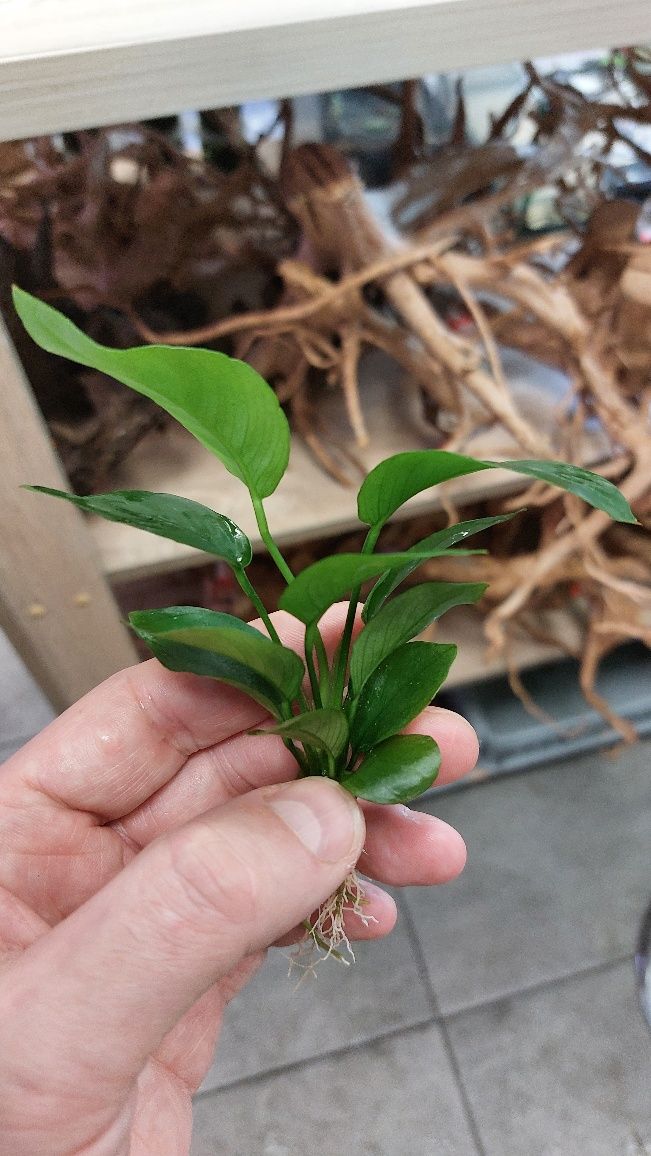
[252,495,295,585]
[313,628,331,697]
[235,568,312,717]
[235,569,282,643]
[331,523,383,702]
[304,626,323,708]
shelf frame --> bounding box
[0,313,138,711]
[2,0,650,141]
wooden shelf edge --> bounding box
[433,605,576,689]
[2,0,650,140]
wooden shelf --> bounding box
[2,0,650,141]
[95,349,610,581]
[430,604,580,688]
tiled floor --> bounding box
[1,630,650,1155]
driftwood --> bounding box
[0,125,294,490]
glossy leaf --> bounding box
[24,486,252,568]
[13,287,289,499]
[349,641,457,753]
[129,606,304,716]
[342,734,441,803]
[358,450,487,526]
[357,449,636,527]
[499,459,636,523]
[362,512,516,622]
[251,709,349,758]
[350,581,486,693]
[131,634,286,718]
[278,550,479,626]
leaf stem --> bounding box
[331,523,382,703]
[236,568,312,719]
[304,627,323,709]
[252,495,294,585]
[234,569,282,643]
[285,738,309,774]
[313,628,331,698]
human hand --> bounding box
[0,605,478,1156]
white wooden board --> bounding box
[2,0,649,140]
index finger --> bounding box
[0,606,351,822]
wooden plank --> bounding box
[433,605,580,687]
[2,0,649,140]
[0,316,138,712]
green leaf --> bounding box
[350,581,486,693]
[358,451,487,526]
[251,709,349,758]
[132,634,286,718]
[357,449,637,528]
[349,641,457,753]
[342,734,440,803]
[497,459,637,524]
[12,287,289,499]
[278,550,479,626]
[129,606,304,717]
[362,512,515,622]
[24,486,252,568]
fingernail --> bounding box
[266,779,364,864]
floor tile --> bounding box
[404,741,651,1012]
[447,961,651,1156]
[193,1023,481,1156]
[0,630,55,745]
[200,896,431,1092]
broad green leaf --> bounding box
[358,451,488,526]
[131,634,286,718]
[349,641,457,753]
[278,550,480,626]
[129,606,304,715]
[498,459,637,523]
[251,709,349,758]
[357,449,636,527]
[12,287,289,499]
[362,512,515,622]
[350,581,486,693]
[342,734,440,803]
[24,486,252,568]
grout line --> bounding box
[398,895,440,1018]
[399,897,487,1156]
[195,953,637,1115]
[195,1019,437,1101]
[441,952,635,1023]
[438,1018,488,1156]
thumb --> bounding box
[1,778,364,1087]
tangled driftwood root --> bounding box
[0,126,294,489]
